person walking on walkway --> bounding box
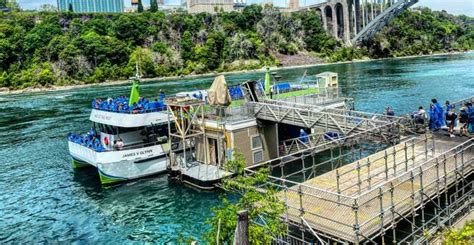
[459,107,469,137]
[446,110,457,138]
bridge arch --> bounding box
[324,5,334,37]
[335,3,345,40]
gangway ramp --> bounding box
[248,101,400,143]
[249,135,473,243]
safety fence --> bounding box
[245,137,473,243]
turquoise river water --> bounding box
[0,53,473,243]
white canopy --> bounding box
[89,109,169,128]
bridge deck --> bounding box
[280,135,473,243]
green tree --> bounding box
[137,0,144,13]
[204,153,286,244]
[126,47,156,78]
[149,0,158,12]
[442,221,474,244]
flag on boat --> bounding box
[129,79,140,106]
[265,67,271,95]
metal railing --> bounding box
[248,101,400,143]
[245,137,474,243]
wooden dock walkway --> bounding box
[279,135,474,243]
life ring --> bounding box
[104,136,109,146]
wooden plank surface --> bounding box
[279,136,473,243]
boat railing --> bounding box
[91,96,166,114]
[68,134,168,153]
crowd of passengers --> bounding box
[408,99,474,137]
[68,128,106,152]
[68,128,126,152]
[92,94,166,113]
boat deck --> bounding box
[180,163,232,189]
[280,134,473,243]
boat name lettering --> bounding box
[94,113,112,121]
[122,149,153,158]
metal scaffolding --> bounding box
[246,135,473,244]
[166,98,206,177]
[248,101,400,143]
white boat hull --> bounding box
[68,141,169,184]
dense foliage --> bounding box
[204,153,286,244]
[366,7,474,58]
[0,5,473,89]
[442,221,474,244]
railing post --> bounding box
[384,150,389,180]
[410,171,416,242]
[411,138,416,168]
[336,169,341,203]
[404,142,408,171]
[298,185,304,219]
[367,158,372,189]
[357,161,362,194]
[419,166,425,229]
[435,157,442,227]
[392,146,397,175]
[353,199,360,244]
[378,187,384,240]
[424,134,428,160]
[390,182,396,245]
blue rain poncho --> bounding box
[434,102,444,128]
[429,107,437,130]
[299,129,309,144]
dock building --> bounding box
[57,0,124,13]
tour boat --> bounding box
[67,79,171,185]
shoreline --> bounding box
[1,50,472,96]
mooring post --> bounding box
[235,210,249,245]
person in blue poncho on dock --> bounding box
[429,104,438,131]
[431,99,444,130]
[299,129,309,144]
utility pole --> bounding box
[234,210,249,245]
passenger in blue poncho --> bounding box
[467,102,474,133]
[159,90,166,101]
[431,99,443,130]
[428,104,438,130]
[299,129,309,144]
